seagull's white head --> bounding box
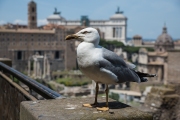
[65,27,100,45]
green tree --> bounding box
[99,39,154,53]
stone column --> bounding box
[36,60,40,79]
[158,67,162,82]
[43,55,47,79]
[33,60,37,78]
[39,59,42,79]
[46,58,51,80]
[28,60,31,76]
[164,63,168,85]
[152,67,155,81]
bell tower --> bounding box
[28,0,37,29]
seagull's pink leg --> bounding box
[83,82,99,107]
[96,84,109,111]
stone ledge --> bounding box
[20,97,153,120]
[0,58,12,67]
[150,87,175,95]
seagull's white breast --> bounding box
[77,42,118,84]
[77,42,102,67]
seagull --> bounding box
[65,27,156,111]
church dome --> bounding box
[110,7,127,20]
[156,25,173,43]
[155,24,174,52]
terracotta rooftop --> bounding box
[143,41,155,45]
[64,25,81,29]
[148,52,168,57]
[43,24,66,30]
[174,40,180,45]
[0,28,55,34]
[148,61,164,65]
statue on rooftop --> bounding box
[54,7,60,15]
[116,6,123,14]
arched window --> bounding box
[17,51,22,60]
[113,27,122,38]
[32,7,35,12]
[32,16,35,21]
[55,51,60,59]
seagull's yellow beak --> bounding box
[65,34,79,40]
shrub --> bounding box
[56,77,91,86]
[99,39,154,53]
[99,39,125,48]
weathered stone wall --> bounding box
[0,28,77,72]
[0,59,35,120]
[0,76,30,120]
[167,50,180,83]
[143,85,180,120]
[65,30,77,70]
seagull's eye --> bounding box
[81,31,91,34]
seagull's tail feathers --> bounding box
[135,71,156,83]
[135,71,156,77]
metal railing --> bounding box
[0,61,64,120]
[0,62,62,99]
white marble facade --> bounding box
[47,7,127,44]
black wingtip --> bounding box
[149,74,157,77]
[141,78,148,82]
[135,71,157,78]
[145,74,157,77]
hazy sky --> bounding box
[0,0,179,39]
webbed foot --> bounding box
[82,103,98,108]
[96,107,109,111]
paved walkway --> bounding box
[109,89,141,96]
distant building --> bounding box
[0,23,28,29]
[0,1,77,75]
[138,48,168,82]
[131,24,178,49]
[28,1,37,29]
[154,25,174,52]
[132,35,155,48]
[133,35,142,47]
[167,50,180,83]
[47,7,128,43]
[138,25,174,83]
[174,39,180,49]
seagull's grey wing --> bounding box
[99,48,140,83]
[125,61,136,69]
[102,47,137,69]
[101,48,127,67]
